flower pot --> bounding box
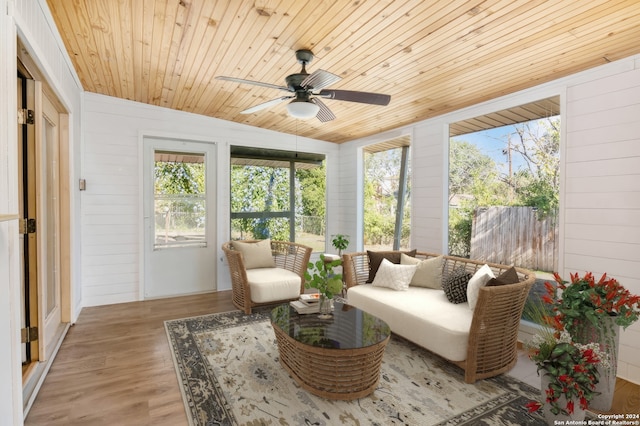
[572,315,619,411]
[540,374,587,423]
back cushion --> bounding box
[367,249,417,283]
[231,239,276,269]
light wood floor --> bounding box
[25,291,235,426]
[25,290,640,425]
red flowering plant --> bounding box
[550,272,640,334]
[525,285,610,416]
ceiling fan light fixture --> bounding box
[286,100,319,119]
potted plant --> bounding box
[546,272,640,410]
[331,234,350,257]
[525,299,609,421]
[305,254,343,318]
[526,329,608,420]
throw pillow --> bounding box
[467,264,496,310]
[231,239,276,269]
[442,266,472,304]
[371,258,417,291]
[367,249,417,283]
[487,266,520,286]
[400,254,444,289]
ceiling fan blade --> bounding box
[318,89,391,106]
[215,76,290,92]
[302,69,341,91]
[311,98,335,122]
[240,96,292,114]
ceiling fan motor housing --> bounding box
[285,73,310,91]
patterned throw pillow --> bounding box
[371,258,417,291]
[443,267,472,304]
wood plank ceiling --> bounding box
[46,0,640,144]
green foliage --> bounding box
[331,234,349,254]
[363,148,411,247]
[304,254,343,299]
[155,162,204,194]
[229,161,328,242]
[448,207,472,257]
[297,165,326,217]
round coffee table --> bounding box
[270,301,391,400]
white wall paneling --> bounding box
[83,93,340,306]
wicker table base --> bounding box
[271,306,390,400]
[272,325,389,400]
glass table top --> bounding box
[270,301,391,349]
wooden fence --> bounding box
[470,206,558,272]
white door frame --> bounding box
[139,132,218,300]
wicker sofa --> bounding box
[342,251,535,383]
[222,240,312,314]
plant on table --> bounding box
[305,254,343,300]
[331,234,350,257]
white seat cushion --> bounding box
[246,267,301,303]
[347,285,473,361]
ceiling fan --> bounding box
[215,49,391,121]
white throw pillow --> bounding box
[371,258,417,291]
[467,264,495,310]
[400,254,444,289]
[231,239,276,269]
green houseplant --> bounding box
[305,254,343,317]
[331,234,349,257]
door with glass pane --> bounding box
[143,138,216,298]
[40,91,64,361]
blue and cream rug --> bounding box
[165,309,547,425]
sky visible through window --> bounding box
[453,125,526,173]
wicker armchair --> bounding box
[342,251,535,383]
[222,240,312,314]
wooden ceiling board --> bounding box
[46,0,640,143]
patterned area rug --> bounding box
[165,309,548,425]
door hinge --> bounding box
[21,327,39,343]
[19,218,37,234]
[17,108,35,125]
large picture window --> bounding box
[448,97,560,324]
[230,146,326,252]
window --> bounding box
[448,96,560,325]
[363,136,411,251]
[154,151,206,249]
[230,146,326,252]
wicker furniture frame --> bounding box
[270,304,390,400]
[222,240,312,314]
[342,251,535,384]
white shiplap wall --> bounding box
[564,59,640,382]
[82,93,340,307]
[339,54,640,384]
